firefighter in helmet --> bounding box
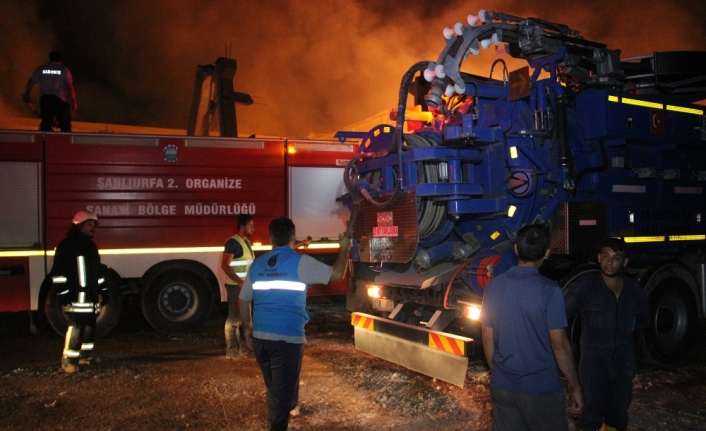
[51,210,107,373]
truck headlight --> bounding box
[465,305,481,320]
[367,285,382,299]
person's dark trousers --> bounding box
[489,386,568,431]
[578,352,636,431]
[253,337,304,429]
[39,94,71,131]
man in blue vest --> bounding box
[220,214,255,359]
[239,217,350,431]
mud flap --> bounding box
[352,312,472,387]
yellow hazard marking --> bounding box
[429,332,465,356]
[351,314,374,330]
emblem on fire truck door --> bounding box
[163,145,178,163]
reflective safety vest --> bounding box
[226,234,254,285]
[249,246,308,339]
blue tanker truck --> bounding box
[343,10,706,386]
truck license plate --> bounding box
[373,298,394,311]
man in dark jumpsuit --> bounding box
[565,238,650,431]
[51,210,107,373]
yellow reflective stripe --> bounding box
[623,236,665,243]
[231,260,253,278]
[306,243,340,250]
[81,343,94,350]
[63,303,95,313]
[0,245,271,258]
[606,95,703,115]
[669,235,706,241]
[64,308,95,313]
[77,256,86,287]
[252,280,306,291]
[62,349,80,358]
[53,276,67,283]
[621,97,663,109]
[64,326,74,352]
[666,105,703,115]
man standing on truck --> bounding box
[23,51,78,132]
[480,224,583,431]
[51,210,107,373]
[564,238,649,431]
[220,214,255,359]
[239,217,350,431]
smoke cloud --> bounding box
[1,0,704,138]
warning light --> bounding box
[367,285,382,298]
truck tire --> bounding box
[140,269,213,333]
[641,278,697,364]
[42,275,123,338]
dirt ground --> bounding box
[1,298,706,431]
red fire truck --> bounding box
[0,128,356,336]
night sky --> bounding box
[2,0,705,138]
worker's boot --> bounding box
[268,419,288,431]
[235,322,250,354]
[78,349,94,365]
[225,323,246,359]
[78,355,99,365]
[60,358,79,374]
[289,405,300,417]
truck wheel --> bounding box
[43,276,123,338]
[642,278,696,364]
[141,270,213,333]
